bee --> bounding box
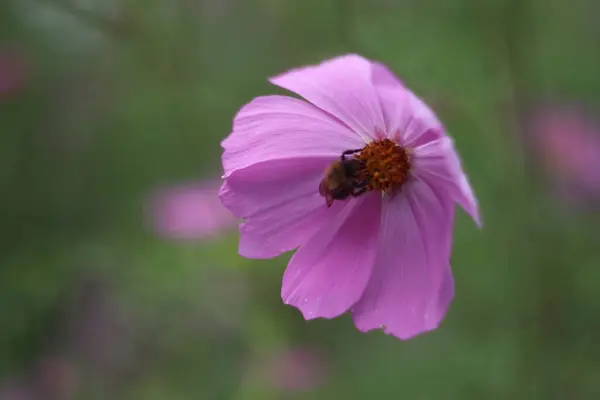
[319,149,369,207]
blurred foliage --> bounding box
[1,0,600,399]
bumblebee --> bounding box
[318,149,368,207]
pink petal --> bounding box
[352,180,455,340]
[370,61,405,89]
[269,54,385,141]
[375,86,411,140]
[413,136,481,226]
[222,95,362,177]
[147,181,237,240]
[281,193,381,320]
[428,262,455,328]
[377,87,444,147]
[368,60,444,146]
[220,158,339,259]
[400,92,445,147]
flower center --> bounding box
[356,138,411,194]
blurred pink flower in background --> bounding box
[256,347,328,392]
[526,102,600,207]
[31,357,77,400]
[0,381,33,400]
[0,47,27,97]
[65,277,135,378]
[0,356,77,400]
[146,180,237,240]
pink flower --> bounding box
[219,55,481,339]
[147,180,238,240]
[526,102,600,206]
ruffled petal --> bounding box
[220,158,338,258]
[401,94,445,148]
[269,54,385,141]
[222,95,362,177]
[281,193,381,320]
[413,136,481,226]
[368,63,444,147]
[352,180,454,340]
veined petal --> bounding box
[269,54,385,142]
[370,63,409,139]
[282,193,381,320]
[369,61,443,147]
[413,136,481,226]
[376,85,444,147]
[220,158,337,259]
[352,180,454,340]
[222,95,362,177]
[377,87,412,141]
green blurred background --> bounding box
[2,0,600,399]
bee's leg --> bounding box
[325,194,334,208]
[351,178,370,196]
[356,179,369,189]
[341,149,363,161]
[352,186,368,197]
